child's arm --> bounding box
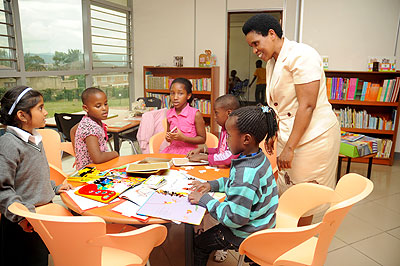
[170,111,206,144]
[85,136,119,164]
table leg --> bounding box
[346,157,352,173]
[367,157,373,179]
[112,133,120,153]
[185,223,194,266]
[337,157,343,182]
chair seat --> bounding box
[275,237,317,266]
[102,247,143,266]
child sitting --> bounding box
[162,78,206,154]
[188,105,279,266]
[0,86,73,265]
[74,87,118,170]
[187,94,240,166]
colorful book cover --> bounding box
[361,81,368,101]
[369,84,380,101]
[377,86,383,102]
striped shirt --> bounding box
[198,150,278,246]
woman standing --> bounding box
[242,14,340,225]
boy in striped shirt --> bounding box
[189,105,279,266]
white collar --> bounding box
[7,126,42,145]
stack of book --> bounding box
[340,132,378,158]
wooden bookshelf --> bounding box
[326,70,400,165]
[143,66,220,135]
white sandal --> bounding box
[214,250,228,262]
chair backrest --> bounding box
[38,129,74,184]
[239,174,373,266]
[205,132,218,148]
[149,131,165,153]
[54,113,84,142]
[259,139,278,179]
[137,97,162,109]
[8,202,167,266]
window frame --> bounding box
[0,0,134,109]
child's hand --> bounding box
[165,132,172,142]
[187,147,202,157]
[170,128,185,141]
[188,191,203,205]
[190,180,211,193]
[18,218,33,232]
[58,182,74,193]
[188,154,208,162]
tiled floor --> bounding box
[58,144,400,266]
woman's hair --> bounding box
[0,86,43,127]
[242,13,283,38]
[170,77,193,104]
[229,105,278,143]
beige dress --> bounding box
[265,38,340,215]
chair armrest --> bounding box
[238,223,325,265]
[48,163,69,186]
[88,224,167,261]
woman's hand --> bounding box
[187,147,202,157]
[190,180,211,194]
[277,145,294,170]
[18,218,33,232]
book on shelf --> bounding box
[327,77,400,102]
[145,72,212,92]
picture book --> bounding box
[75,183,121,203]
[127,158,172,173]
[137,193,206,225]
[68,166,108,182]
[341,132,365,142]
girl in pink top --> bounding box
[161,78,206,155]
[74,87,118,169]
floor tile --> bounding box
[349,201,400,231]
[387,226,400,240]
[328,236,347,252]
[373,193,400,214]
[325,246,380,266]
[334,214,382,244]
[352,232,400,266]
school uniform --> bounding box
[265,37,340,215]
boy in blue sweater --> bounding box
[189,105,279,266]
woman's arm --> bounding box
[85,136,119,164]
[277,80,319,170]
[170,111,206,145]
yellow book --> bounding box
[377,86,383,101]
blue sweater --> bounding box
[198,150,278,246]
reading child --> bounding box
[187,94,240,167]
[74,87,119,170]
[188,105,279,266]
[161,78,206,154]
[0,86,73,265]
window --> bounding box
[0,0,133,114]
[19,0,84,71]
[90,3,131,68]
[93,73,129,110]
[0,1,16,70]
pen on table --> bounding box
[119,196,141,207]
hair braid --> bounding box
[230,105,278,143]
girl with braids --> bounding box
[188,105,279,266]
[0,86,73,265]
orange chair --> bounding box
[38,128,75,170]
[8,202,167,266]
[259,139,278,179]
[205,132,218,148]
[149,131,218,153]
[237,173,373,266]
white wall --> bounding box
[133,0,400,151]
